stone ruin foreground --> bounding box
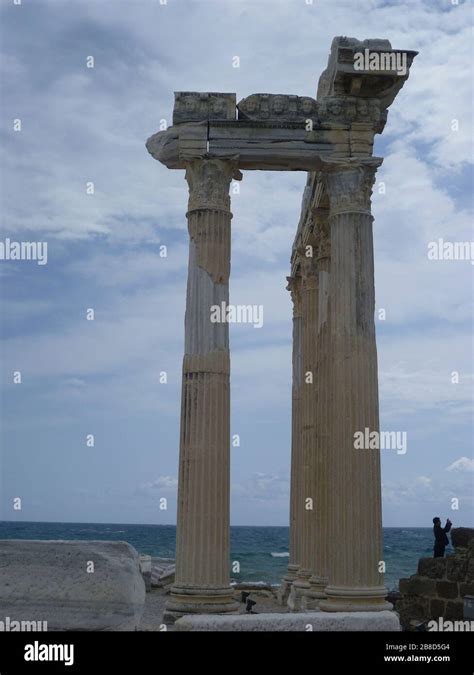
[146,37,418,625]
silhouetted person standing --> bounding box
[433,517,452,558]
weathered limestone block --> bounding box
[150,558,175,589]
[460,582,474,597]
[139,554,152,592]
[0,540,146,631]
[146,125,180,168]
[318,96,383,132]
[451,527,474,549]
[446,555,468,582]
[417,557,447,579]
[436,581,459,600]
[175,611,400,632]
[399,577,437,597]
[397,596,430,628]
[317,36,417,112]
[173,92,236,124]
[467,558,474,583]
[237,93,318,123]
[233,581,276,594]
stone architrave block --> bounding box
[0,540,146,631]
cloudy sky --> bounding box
[0,0,472,528]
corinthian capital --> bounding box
[297,248,318,291]
[286,275,302,317]
[185,159,242,212]
[312,207,331,260]
[323,158,382,217]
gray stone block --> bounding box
[451,528,474,549]
[139,555,152,592]
[397,596,430,629]
[175,610,400,632]
[0,540,145,631]
[436,581,459,600]
[446,555,467,582]
[466,558,474,583]
[459,582,474,598]
[150,558,175,589]
[399,576,437,597]
[417,557,447,579]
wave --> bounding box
[77,529,126,534]
[271,552,289,558]
[231,580,280,588]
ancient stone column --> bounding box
[288,249,320,610]
[165,158,241,622]
[279,275,303,604]
[308,207,331,599]
[319,158,391,612]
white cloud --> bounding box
[383,469,473,509]
[446,457,474,473]
[136,476,178,494]
[232,472,289,502]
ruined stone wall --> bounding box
[397,528,474,630]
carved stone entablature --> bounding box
[237,94,319,124]
[185,159,241,212]
[317,36,417,123]
[146,39,416,171]
[323,158,382,217]
[173,92,236,125]
[286,275,302,317]
[318,95,386,133]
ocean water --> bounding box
[0,522,445,591]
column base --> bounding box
[309,574,328,600]
[319,585,392,612]
[164,584,239,624]
[288,573,323,612]
[277,565,299,606]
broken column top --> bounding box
[317,36,418,108]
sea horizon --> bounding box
[0,519,434,528]
[0,520,445,592]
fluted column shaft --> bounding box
[280,276,303,600]
[288,278,303,575]
[165,159,241,621]
[309,209,331,597]
[289,251,320,609]
[320,159,390,612]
